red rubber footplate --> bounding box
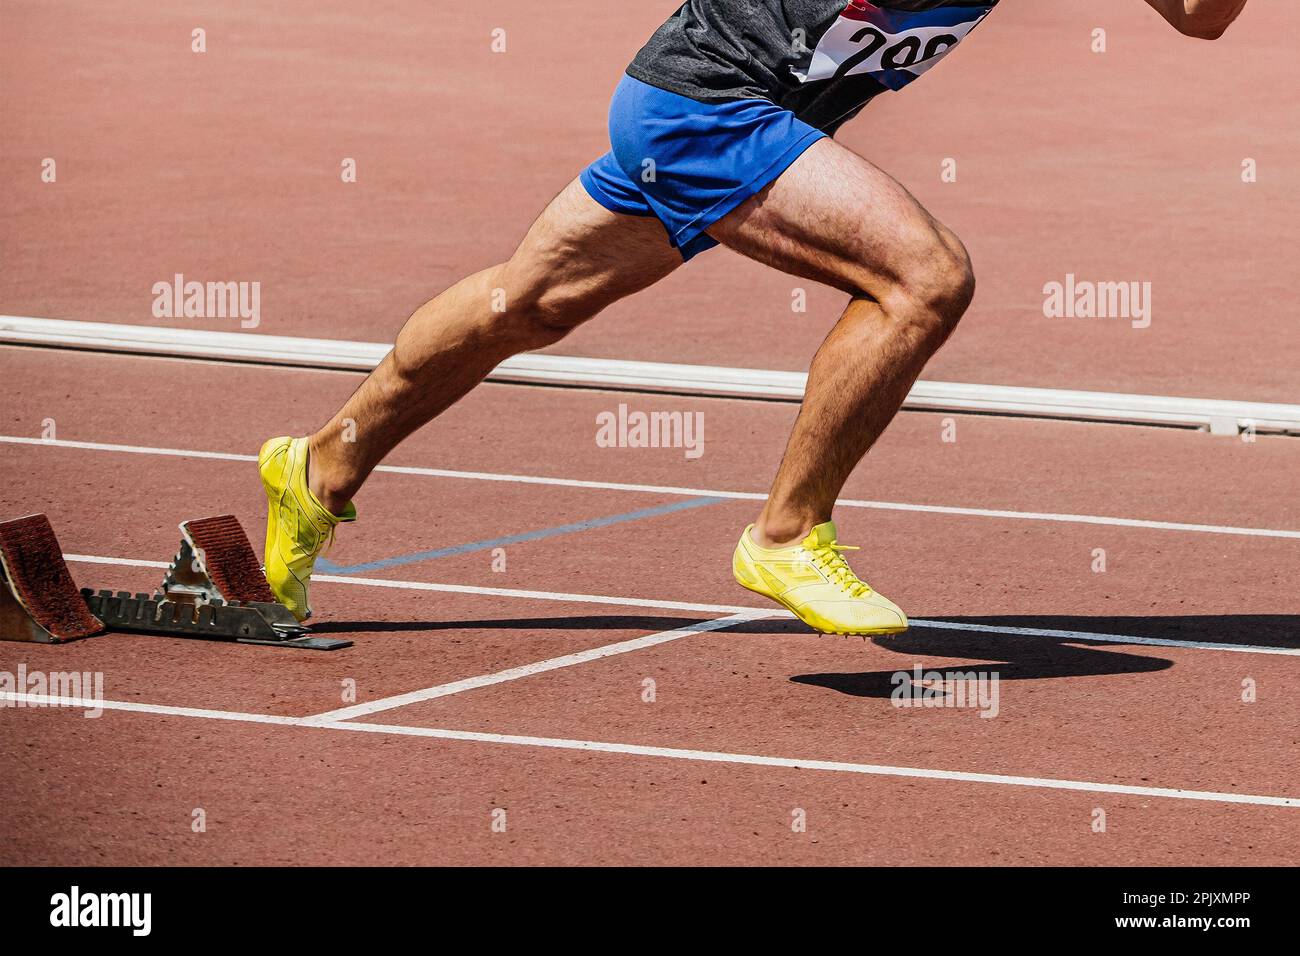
[0,513,104,640]
[182,514,278,604]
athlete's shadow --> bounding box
[779,614,1299,698]
[312,611,1298,698]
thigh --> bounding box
[506,177,684,317]
[706,137,962,299]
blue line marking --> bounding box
[317,496,726,574]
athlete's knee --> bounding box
[908,225,974,319]
[490,263,605,348]
[503,284,601,347]
[881,224,975,342]
[534,283,607,332]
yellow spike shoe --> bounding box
[733,520,907,635]
[258,436,355,621]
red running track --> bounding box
[1,347,1297,864]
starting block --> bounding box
[0,514,106,643]
[0,513,350,651]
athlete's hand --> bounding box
[1143,0,1248,39]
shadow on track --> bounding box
[782,614,1299,697]
[310,612,1296,695]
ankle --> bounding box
[751,516,813,549]
[307,436,352,516]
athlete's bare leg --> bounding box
[709,137,975,547]
[308,180,683,513]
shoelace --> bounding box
[807,541,873,597]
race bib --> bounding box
[795,1,995,89]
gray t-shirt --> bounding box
[627,0,999,133]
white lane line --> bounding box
[0,694,305,726]
[1,435,258,463]
[332,723,1300,808]
[306,612,763,723]
[8,434,1300,539]
[837,501,1300,538]
[66,555,170,570]
[64,555,760,614]
[312,571,761,614]
[61,554,1300,656]
[4,692,1297,808]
